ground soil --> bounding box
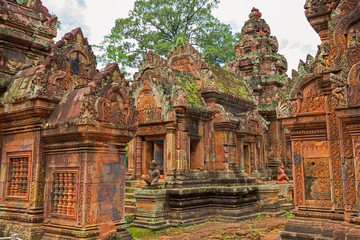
[131,215,289,240]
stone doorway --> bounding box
[190,138,202,170]
[142,139,165,176]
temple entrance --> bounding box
[244,144,250,174]
[142,139,165,175]
[190,138,202,170]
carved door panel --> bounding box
[302,141,332,207]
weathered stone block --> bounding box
[133,188,169,230]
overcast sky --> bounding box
[41,0,320,76]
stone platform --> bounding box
[130,181,293,230]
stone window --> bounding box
[7,156,29,197]
[52,172,77,216]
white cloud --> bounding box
[42,0,86,40]
[42,0,133,45]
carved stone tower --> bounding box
[227,7,290,178]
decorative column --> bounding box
[240,138,245,171]
[253,141,258,170]
[135,136,142,179]
[126,138,135,179]
[166,123,176,172]
[250,142,255,173]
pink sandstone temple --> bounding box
[0,0,358,239]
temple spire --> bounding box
[249,7,262,20]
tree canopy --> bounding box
[94,0,238,69]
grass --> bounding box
[128,227,159,238]
[257,213,265,222]
[283,211,295,219]
[281,209,295,219]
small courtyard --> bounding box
[129,214,293,240]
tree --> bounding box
[94,0,238,69]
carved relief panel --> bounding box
[170,56,198,74]
[136,82,163,124]
[302,141,332,207]
[292,140,305,205]
[246,119,260,135]
[96,85,129,126]
[348,62,360,107]
[300,82,326,113]
[353,136,360,206]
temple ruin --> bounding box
[0,0,359,239]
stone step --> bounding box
[125,193,135,199]
[125,187,137,194]
[125,199,136,206]
[280,203,294,210]
[125,180,143,188]
[125,206,136,214]
[125,181,133,187]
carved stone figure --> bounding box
[277,162,289,184]
[142,160,161,187]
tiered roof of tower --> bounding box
[227,7,289,115]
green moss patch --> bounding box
[174,71,204,107]
[210,65,252,100]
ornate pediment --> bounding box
[2,28,98,103]
[167,40,209,74]
[135,81,165,124]
[47,62,136,129]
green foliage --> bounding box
[251,226,265,236]
[50,14,62,30]
[16,0,26,4]
[257,214,265,222]
[94,0,238,69]
[282,211,295,219]
[128,227,159,238]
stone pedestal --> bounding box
[278,183,294,210]
[133,188,169,230]
[257,185,281,213]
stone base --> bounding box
[43,220,132,240]
[0,221,43,240]
[133,188,170,230]
[279,214,360,239]
[166,186,259,227]
[132,218,170,231]
[257,185,281,212]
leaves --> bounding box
[94,0,238,70]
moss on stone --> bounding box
[209,65,252,100]
[174,71,204,107]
